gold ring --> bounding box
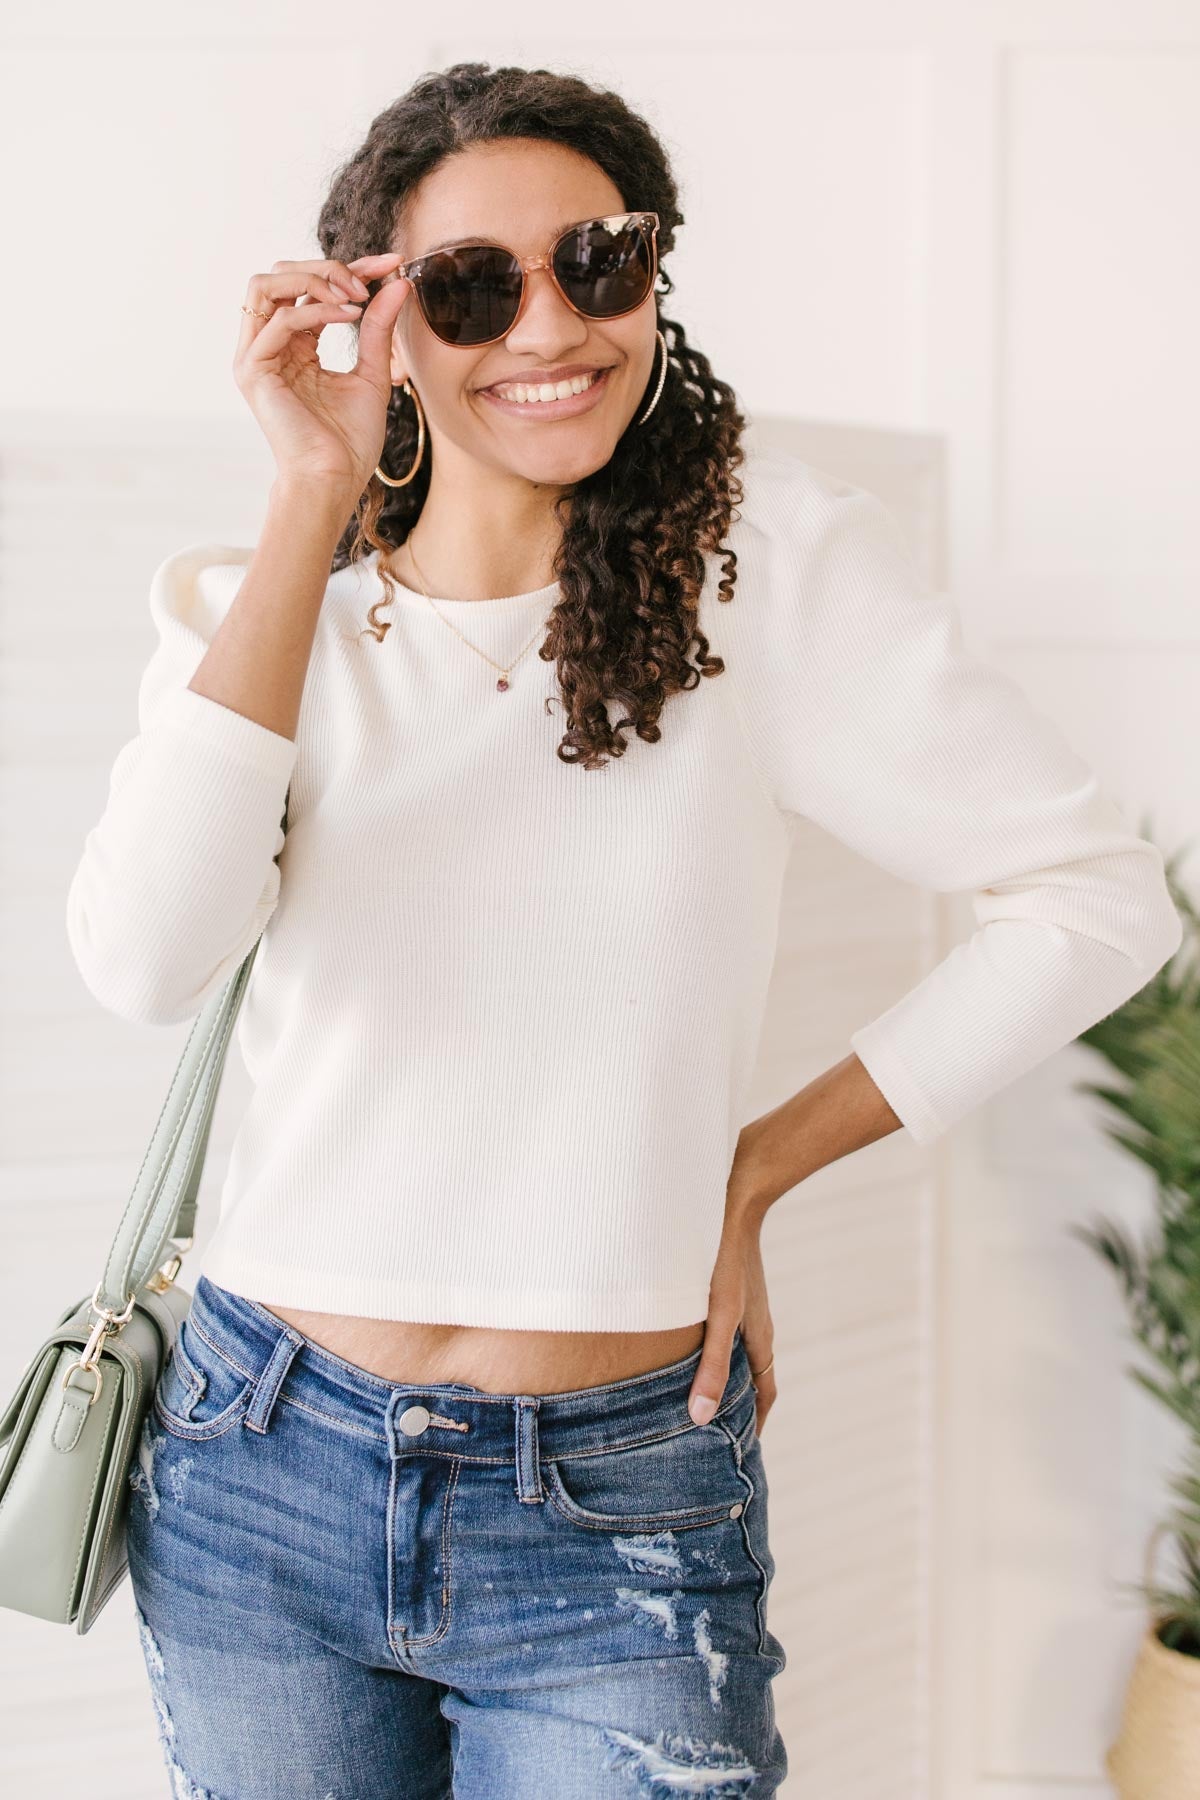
[750,1355,774,1379]
[240,303,273,320]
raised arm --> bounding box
[64,484,344,1024]
[65,245,413,1025]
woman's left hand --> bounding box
[686,1196,776,1436]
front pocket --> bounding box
[731,1399,758,1459]
[152,1317,255,1439]
[544,1415,750,1535]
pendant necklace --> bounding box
[400,534,551,694]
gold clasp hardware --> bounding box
[88,1281,138,1331]
[58,1271,144,1406]
[60,1290,132,1407]
[61,1359,104,1405]
[145,1236,193,1294]
[59,1241,194,1406]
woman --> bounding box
[68,62,1181,1800]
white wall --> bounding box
[2,5,1196,1797]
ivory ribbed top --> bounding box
[65,448,1182,1330]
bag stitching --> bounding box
[113,996,228,1302]
[78,1357,141,1616]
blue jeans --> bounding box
[127,1273,788,1798]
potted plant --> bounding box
[1067,826,1200,1797]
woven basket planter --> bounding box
[1106,1619,1200,1798]
[1106,1524,1200,1799]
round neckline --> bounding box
[366,550,560,613]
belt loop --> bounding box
[243,1326,305,1435]
[513,1396,543,1503]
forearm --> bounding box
[64,482,350,1027]
[731,1052,902,1223]
[188,477,353,742]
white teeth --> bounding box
[489,369,603,404]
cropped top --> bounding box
[64,448,1183,1329]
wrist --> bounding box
[729,1106,824,1224]
[268,473,358,534]
[726,1120,787,1226]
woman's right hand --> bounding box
[233,255,414,504]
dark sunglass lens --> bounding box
[416,246,523,346]
[553,218,654,318]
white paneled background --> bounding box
[2,5,1196,1797]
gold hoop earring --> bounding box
[636,329,668,426]
[374,378,426,487]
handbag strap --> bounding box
[93,787,291,1318]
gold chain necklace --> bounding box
[399,534,551,694]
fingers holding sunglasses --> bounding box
[233,267,415,502]
[350,270,413,393]
[236,256,404,354]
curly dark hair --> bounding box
[316,61,748,771]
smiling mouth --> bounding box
[480,367,612,405]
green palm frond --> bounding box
[1070,822,1200,1651]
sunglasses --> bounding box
[394,210,661,348]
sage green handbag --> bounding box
[0,796,288,1634]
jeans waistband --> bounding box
[183,1273,753,1464]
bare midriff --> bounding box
[255,1307,708,1397]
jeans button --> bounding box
[729,1502,744,1518]
[399,1404,431,1437]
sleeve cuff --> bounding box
[848,1021,947,1146]
[157,684,298,781]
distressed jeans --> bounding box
[127,1272,788,1798]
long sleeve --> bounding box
[65,543,297,1027]
[735,469,1183,1145]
